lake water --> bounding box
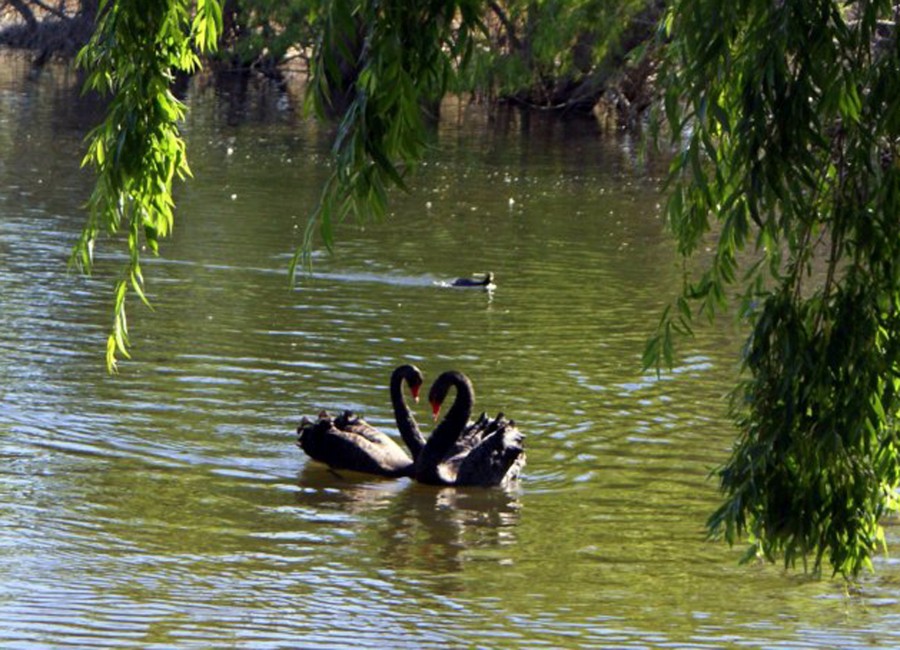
[1,56,899,648]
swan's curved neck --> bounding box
[417,373,473,481]
[391,370,425,458]
[437,379,473,447]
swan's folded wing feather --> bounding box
[298,413,413,476]
[333,411,395,446]
[455,418,525,487]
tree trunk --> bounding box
[7,0,39,33]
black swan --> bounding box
[415,370,525,487]
[297,364,425,477]
[452,272,495,288]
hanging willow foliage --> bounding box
[73,0,222,372]
[647,0,900,577]
[290,0,485,278]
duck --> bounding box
[451,272,495,289]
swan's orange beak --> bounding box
[410,384,420,402]
[430,400,441,421]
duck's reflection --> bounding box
[294,463,522,578]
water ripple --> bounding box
[0,62,896,649]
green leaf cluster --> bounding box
[218,0,317,68]
[458,0,652,104]
[74,0,222,372]
[651,0,900,577]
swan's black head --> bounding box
[407,365,424,401]
[428,370,472,419]
[394,364,424,401]
[297,416,313,446]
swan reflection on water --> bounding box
[294,463,522,578]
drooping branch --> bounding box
[653,0,900,578]
[74,0,222,371]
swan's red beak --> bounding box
[430,400,441,421]
[410,384,420,402]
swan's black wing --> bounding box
[297,411,414,478]
[333,410,390,445]
[455,413,526,487]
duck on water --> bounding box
[451,272,495,289]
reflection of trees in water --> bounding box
[189,68,299,128]
[294,463,521,583]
